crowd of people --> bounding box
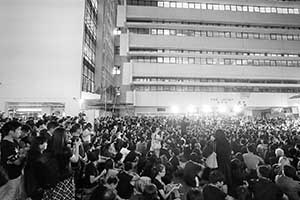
[0,113,300,200]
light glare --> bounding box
[233,105,242,113]
[217,105,227,113]
[202,105,212,113]
[170,105,180,114]
[187,105,196,113]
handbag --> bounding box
[205,143,218,169]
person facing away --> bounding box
[248,165,283,200]
[202,170,234,200]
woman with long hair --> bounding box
[215,129,232,192]
[24,136,48,200]
[42,127,80,200]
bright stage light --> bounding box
[187,105,196,113]
[202,105,212,113]
[217,105,227,113]
[170,105,180,114]
[233,105,242,113]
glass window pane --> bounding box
[219,5,225,11]
[254,7,260,12]
[249,6,254,12]
[195,3,201,9]
[163,2,169,8]
[158,1,164,7]
[207,4,213,10]
[170,2,176,8]
[213,4,219,10]
[182,3,188,8]
[242,6,248,12]
[266,7,271,13]
[188,3,195,9]
[271,7,277,13]
[201,3,207,10]
[260,7,266,13]
[237,5,242,11]
[176,2,182,8]
[231,5,237,11]
[225,5,230,11]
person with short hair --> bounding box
[249,165,283,200]
[0,121,24,200]
[275,165,300,200]
[203,170,234,200]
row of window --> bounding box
[127,19,300,30]
[82,0,97,93]
[133,77,300,85]
[134,85,300,93]
[129,48,300,58]
[131,56,300,67]
[82,64,95,93]
[129,28,300,41]
[127,0,300,15]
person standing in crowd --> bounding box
[215,129,232,190]
[203,170,234,200]
[82,123,94,151]
[0,121,25,200]
[249,165,283,200]
[151,127,163,158]
[24,136,48,200]
[42,127,80,200]
[116,162,135,199]
[275,165,300,200]
[242,143,264,179]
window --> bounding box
[188,57,195,64]
[270,34,277,40]
[151,29,157,35]
[294,8,299,14]
[158,57,163,63]
[207,4,213,10]
[242,6,248,12]
[237,5,242,12]
[112,66,121,75]
[248,6,254,12]
[164,29,170,35]
[213,4,219,10]
[201,3,207,10]
[225,5,230,11]
[260,7,266,13]
[158,1,164,7]
[195,3,200,9]
[207,58,213,64]
[157,29,163,35]
[266,7,271,13]
[163,57,170,63]
[182,2,188,8]
[170,57,176,63]
[254,6,260,12]
[219,5,225,11]
[176,2,182,8]
[277,8,283,14]
[170,1,176,8]
[188,3,195,9]
[183,57,188,64]
[282,8,288,14]
[271,7,277,13]
[170,29,176,35]
[231,5,237,11]
[207,31,213,37]
[225,32,231,38]
[163,2,169,8]
[242,32,248,39]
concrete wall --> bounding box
[0,0,85,115]
[125,6,300,27]
[134,91,295,108]
[131,63,300,80]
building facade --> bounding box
[0,0,117,120]
[116,0,300,115]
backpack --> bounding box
[37,153,60,189]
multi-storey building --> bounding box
[116,0,300,115]
[0,0,117,119]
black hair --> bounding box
[21,124,32,133]
[187,188,202,200]
[257,165,271,178]
[283,165,297,179]
[124,162,133,171]
[70,123,81,133]
[106,176,118,185]
[209,170,224,184]
[46,121,59,130]
[247,143,256,153]
[0,121,22,137]
[87,151,98,162]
